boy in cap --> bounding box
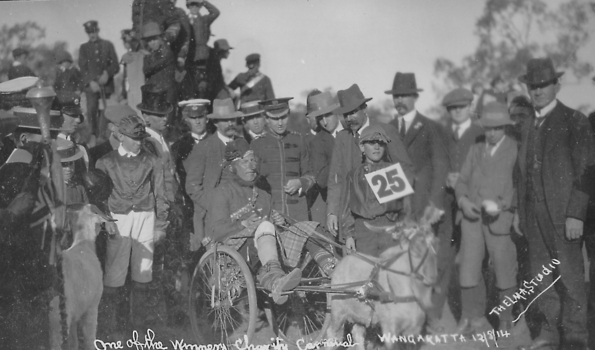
[79,20,120,138]
[229,53,275,104]
[53,50,82,95]
[454,102,518,337]
[95,114,169,335]
[8,47,35,80]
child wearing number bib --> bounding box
[339,124,406,256]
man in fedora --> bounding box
[8,47,35,80]
[229,53,275,105]
[515,57,595,350]
[326,84,414,237]
[239,100,267,143]
[306,90,342,226]
[79,20,119,138]
[184,98,240,247]
[142,22,177,107]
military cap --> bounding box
[179,99,210,118]
[56,138,83,163]
[239,100,264,118]
[83,20,99,33]
[12,48,29,58]
[442,88,473,108]
[54,50,73,64]
[118,114,149,140]
[214,39,233,51]
[359,124,391,144]
[224,137,251,163]
[334,84,372,115]
[518,57,564,86]
[105,105,137,126]
[259,97,293,118]
[476,102,514,128]
[246,53,260,66]
[57,91,83,117]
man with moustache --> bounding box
[326,84,414,238]
[184,98,241,246]
[386,73,449,332]
[515,58,595,350]
[239,100,267,143]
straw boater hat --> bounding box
[475,102,515,128]
[334,84,372,115]
[56,138,83,163]
[208,98,242,119]
[239,100,264,118]
[306,91,340,119]
[518,57,564,86]
[384,72,423,95]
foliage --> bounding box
[433,0,593,92]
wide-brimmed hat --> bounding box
[83,20,99,34]
[239,100,264,118]
[118,114,150,140]
[214,39,233,51]
[208,98,242,119]
[476,102,515,128]
[442,88,474,108]
[0,76,38,110]
[56,138,83,163]
[259,98,293,118]
[334,84,372,115]
[384,72,423,95]
[306,91,340,118]
[105,105,137,125]
[141,22,162,39]
[359,124,391,144]
[137,84,172,115]
[179,99,210,118]
[518,58,564,86]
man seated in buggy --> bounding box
[204,138,336,305]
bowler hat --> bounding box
[225,137,251,163]
[334,84,372,115]
[214,39,233,51]
[141,22,162,39]
[476,102,514,128]
[442,88,474,107]
[306,91,340,118]
[260,97,293,118]
[118,114,150,140]
[56,138,83,163]
[246,53,260,66]
[55,50,73,64]
[518,58,564,86]
[105,105,137,125]
[179,99,210,118]
[359,124,391,144]
[137,84,173,115]
[12,48,29,58]
[239,100,264,118]
[57,91,83,118]
[208,98,242,119]
[83,20,99,33]
[384,72,423,95]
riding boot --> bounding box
[256,233,301,304]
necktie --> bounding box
[453,125,460,141]
[534,116,545,130]
[399,118,406,140]
[487,144,494,157]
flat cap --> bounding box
[259,97,293,118]
[442,88,473,108]
[83,20,99,33]
[105,105,137,125]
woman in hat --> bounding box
[339,124,406,257]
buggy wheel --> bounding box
[189,245,257,347]
[265,254,331,346]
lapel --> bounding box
[539,102,563,154]
[404,112,425,146]
[518,113,535,179]
[490,136,514,161]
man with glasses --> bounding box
[326,84,413,238]
[515,58,595,350]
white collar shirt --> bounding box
[399,109,417,132]
[487,135,506,157]
[356,117,371,137]
[331,122,344,138]
[452,118,472,139]
[147,127,169,153]
[536,99,557,118]
[191,132,206,143]
[118,144,140,157]
[217,131,233,145]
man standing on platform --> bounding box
[8,48,35,80]
[229,54,275,105]
[515,57,595,350]
[79,20,119,139]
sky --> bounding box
[1,0,594,116]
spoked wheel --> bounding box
[189,245,257,348]
[265,254,331,347]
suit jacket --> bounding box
[517,100,595,237]
[390,112,449,215]
[326,119,414,219]
[79,38,119,95]
[309,129,334,195]
[456,136,517,234]
[446,121,485,173]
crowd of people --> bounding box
[0,2,595,350]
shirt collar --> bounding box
[217,131,234,145]
[191,131,206,142]
[356,117,371,136]
[400,109,417,124]
[453,118,472,136]
[248,130,265,140]
[331,122,344,138]
[118,144,140,157]
[536,99,557,118]
[487,135,506,156]
[58,133,69,141]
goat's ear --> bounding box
[363,221,395,234]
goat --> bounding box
[325,206,440,350]
[50,203,113,350]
